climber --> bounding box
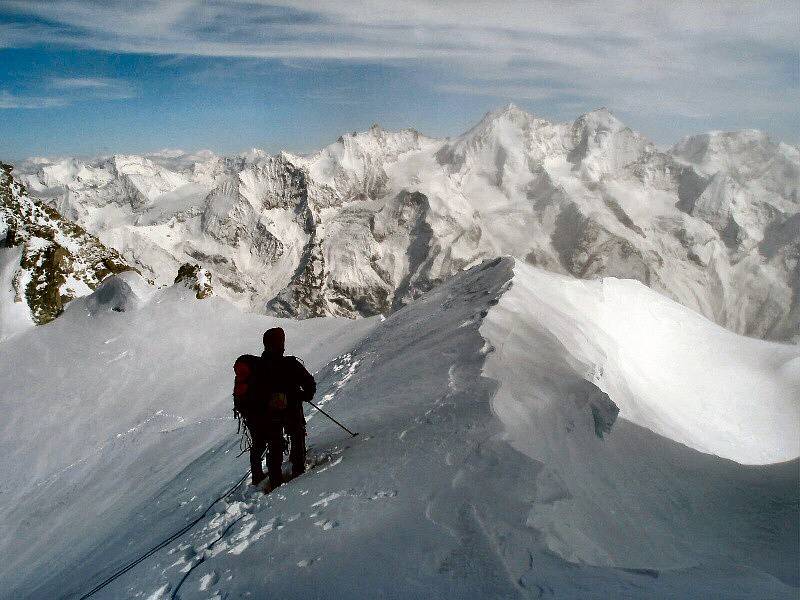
[233,327,316,492]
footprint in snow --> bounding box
[144,583,171,600]
[198,570,219,591]
[297,557,321,568]
[314,518,339,530]
[312,491,344,508]
[368,490,397,500]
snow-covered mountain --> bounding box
[0,162,132,338]
[1,258,797,599]
[15,106,800,340]
[3,106,797,600]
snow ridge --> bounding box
[2,258,796,599]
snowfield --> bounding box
[0,258,797,599]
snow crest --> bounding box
[1,258,797,599]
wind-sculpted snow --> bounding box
[484,263,799,465]
[15,105,799,340]
[1,258,796,599]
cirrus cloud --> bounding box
[0,0,796,136]
[0,76,135,109]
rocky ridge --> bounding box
[0,163,132,325]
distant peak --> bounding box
[111,153,157,171]
[449,103,542,145]
[239,148,269,162]
[486,102,527,120]
[578,106,619,121]
[588,106,612,116]
[147,148,186,159]
[468,103,534,132]
[570,108,630,139]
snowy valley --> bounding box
[0,107,798,599]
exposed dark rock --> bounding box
[0,162,133,324]
[174,263,213,299]
[552,203,654,283]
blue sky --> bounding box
[0,1,797,160]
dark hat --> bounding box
[263,327,286,352]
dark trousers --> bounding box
[250,420,306,485]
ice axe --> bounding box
[305,399,359,437]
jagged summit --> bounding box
[457,102,547,140]
[474,102,530,124]
[671,129,799,184]
[574,106,624,128]
[568,107,653,179]
[297,123,429,199]
[7,108,799,341]
[239,147,270,163]
[460,104,626,145]
[437,103,565,175]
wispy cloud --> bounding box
[0,76,135,109]
[50,76,136,99]
[50,76,114,89]
[0,90,67,109]
[0,1,797,124]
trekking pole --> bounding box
[305,399,358,437]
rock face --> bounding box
[14,106,800,340]
[174,263,213,299]
[0,163,132,325]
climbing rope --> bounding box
[73,395,353,598]
[74,445,263,600]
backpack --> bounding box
[233,354,262,424]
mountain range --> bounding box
[1,106,798,599]
[6,105,798,342]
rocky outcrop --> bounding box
[0,163,133,325]
[174,263,213,299]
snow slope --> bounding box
[1,258,796,599]
[482,262,798,576]
[0,246,33,340]
[484,264,799,465]
[0,272,377,598]
[14,106,799,341]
